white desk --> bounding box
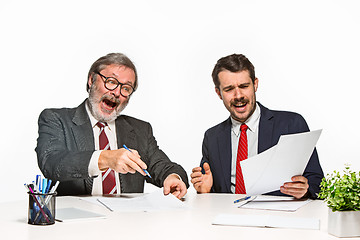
[1,193,356,240]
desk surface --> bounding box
[1,193,355,240]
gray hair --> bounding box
[87,53,138,92]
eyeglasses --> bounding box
[96,72,135,97]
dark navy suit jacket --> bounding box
[200,102,323,199]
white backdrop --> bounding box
[1,0,359,202]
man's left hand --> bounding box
[163,174,187,199]
[280,175,309,199]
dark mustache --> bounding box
[231,98,248,105]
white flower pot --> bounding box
[328,208,360,237]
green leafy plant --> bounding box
[319,165,360,212]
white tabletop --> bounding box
[0,193,354,240]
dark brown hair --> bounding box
[212,54,255,88]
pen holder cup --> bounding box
[28,192,56,225]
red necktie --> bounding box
[96,122,117,194]
[235,124,248,194]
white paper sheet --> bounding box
[95,189,187,212]
[238,195,312,211]
[56,207,106,222]
[212,214,320,230]
[242,130,322,196]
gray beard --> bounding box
[87,85,127,122]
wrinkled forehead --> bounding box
[218,70,252,87]
[101,64,135,81]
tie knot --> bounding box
[240,124,248,132]
[96,122,107,129]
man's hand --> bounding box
[190,162,213,193]
[163,174,187,199]
[280,175,309,199]
[98,147,148,176]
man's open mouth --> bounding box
[233,102,247,108]
[102,98,118,109]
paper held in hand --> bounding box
[241,129,322,196]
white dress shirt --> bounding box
[230,103,261,193]
[85,104,121,195]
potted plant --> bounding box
[319,165,360,237]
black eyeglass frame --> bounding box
[96,72,135,97]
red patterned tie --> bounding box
[96,122,117,194]
[235,124,248,194]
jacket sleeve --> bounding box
[142,122,189,189]
[35,109,94,182]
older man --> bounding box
[36,53,188,198]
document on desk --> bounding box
[238,195,312,212]
[96,189,187,212]
[56,207,106,222]
[241,130,322,196]
[212,214,320,230]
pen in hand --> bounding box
[123,144,152,178]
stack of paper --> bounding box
[238,195,312,212]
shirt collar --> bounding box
[231,102,261,136]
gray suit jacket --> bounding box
[36,100,189,196]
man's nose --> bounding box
[234,87,243,98]
[111,85,121,97]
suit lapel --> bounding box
[115,116,136,151]
[258,102,274,153]
[114,116,137,193]
[71,100,94,151]
[217,118,232,193]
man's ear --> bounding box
[88,74,94,89]
[215,87,223,100]
[254,78,259,92]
